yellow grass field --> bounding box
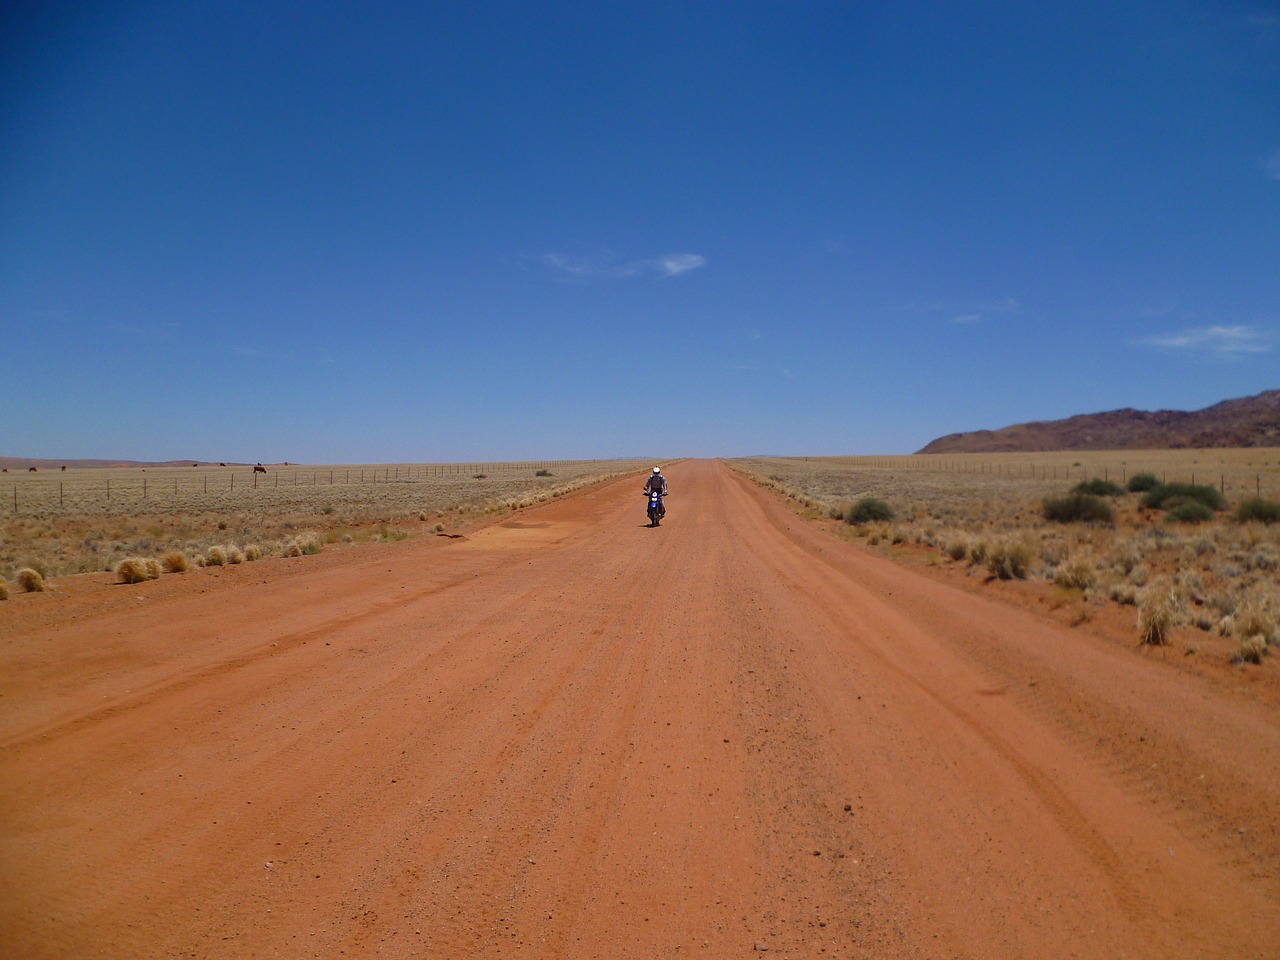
[732,449,1280,661]
[1,458,654,580]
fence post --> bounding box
[107,479,111,501]
[143,478,147,498]
[60,482,63,507]
[231,474,235,491]
[12,485,16,514]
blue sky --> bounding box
[2,1,1277,462]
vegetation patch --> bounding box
[1126,472,1160,493]
[1042,492,1114,524]
[1073,478,1123,497]
[1235,498,1280,524]
[1141,483,1225,512]
[1164,498,1214,524]
[16,567,46,592]
[115,557,155,584]
[844,497,895,525]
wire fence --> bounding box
[3,459,649,516]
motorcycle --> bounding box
[646,489,666,527]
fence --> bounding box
[3,459,645,516]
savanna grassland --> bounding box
[733,449,1280,664]
[0,458,654,588]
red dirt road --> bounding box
[2,459,1277,958]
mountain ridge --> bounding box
[918,390,1280,454]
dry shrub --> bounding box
[1236,635,1268,664]
[1138,580,1182,646]
[115,557,151,584]
[244,544,263,561]
[0,577,8,600]
[967,539,989,566]
[16,567,45,592]
[1055,554,1097,591]
[1234,602,1276,646]
[945,539,968,561]
[145,558,162,579]
[986,538,1032,580]
[225,545,245,564]
[284,531,322,557]
[206,545,227,566]
[162,550,190,573]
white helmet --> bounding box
[653,466,661,473]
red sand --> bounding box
[2,459,1276,958]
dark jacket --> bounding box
[644,473,668,496]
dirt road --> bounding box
[2,459,1277,958]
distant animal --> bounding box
[1,468,7,473]
[219,462,227,467]
[253,464,267,474]
[61,465,67,471]
[28,467,37,472]
[192,463,198,468]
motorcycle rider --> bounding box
[643,466,668,520]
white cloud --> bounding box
[1262,148,1280,181]
[1137,324,1274,356]
[658,253,706,277]
[534,251,706,280]
[951,313,982,324]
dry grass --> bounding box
[162,550,190,573]
[0,577,8,601]
[16,567,45,592]
[733,450,1280,657]
[1,458,652,580]
[115,557,157,584]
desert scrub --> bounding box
[1055,554,1097,591]
[0,577,8,600]
[1126,472,1161,493]
[1141,482,1225,512]
[1165,498,1215,524]
[1235,498,1280,524]
[1042,492,1114,524]
[1138,580,1182,646]
[16,567,46,592]
[243,544,264,561]
[284,531,323,557]
[985,538,1032,580]
[845,497,895,525]
[1073,478,1123,497]
[161,550,190,573]
[1235,634,1268,664]
[205,545,228,566]
[115,557,156,583]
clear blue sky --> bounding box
[2,1,1277,462]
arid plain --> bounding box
[1,456,1278,958]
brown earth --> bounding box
[1,459,1277,959]
[919,388,1280,453]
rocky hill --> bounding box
[918,390,1280,454]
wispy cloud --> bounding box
[658,253,706,276]
[533,251,706,280]
[1262,147,1280,181]
[1135,324,1274,356]
[946,296,1020,324]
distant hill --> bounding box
[918,390,1280,454]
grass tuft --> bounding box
[16,567,45,592]
[1138,581,1181,646]
[205,545,227,566]
[162,550,190,573]
[115,557,151,583]
[0,577,8,600]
